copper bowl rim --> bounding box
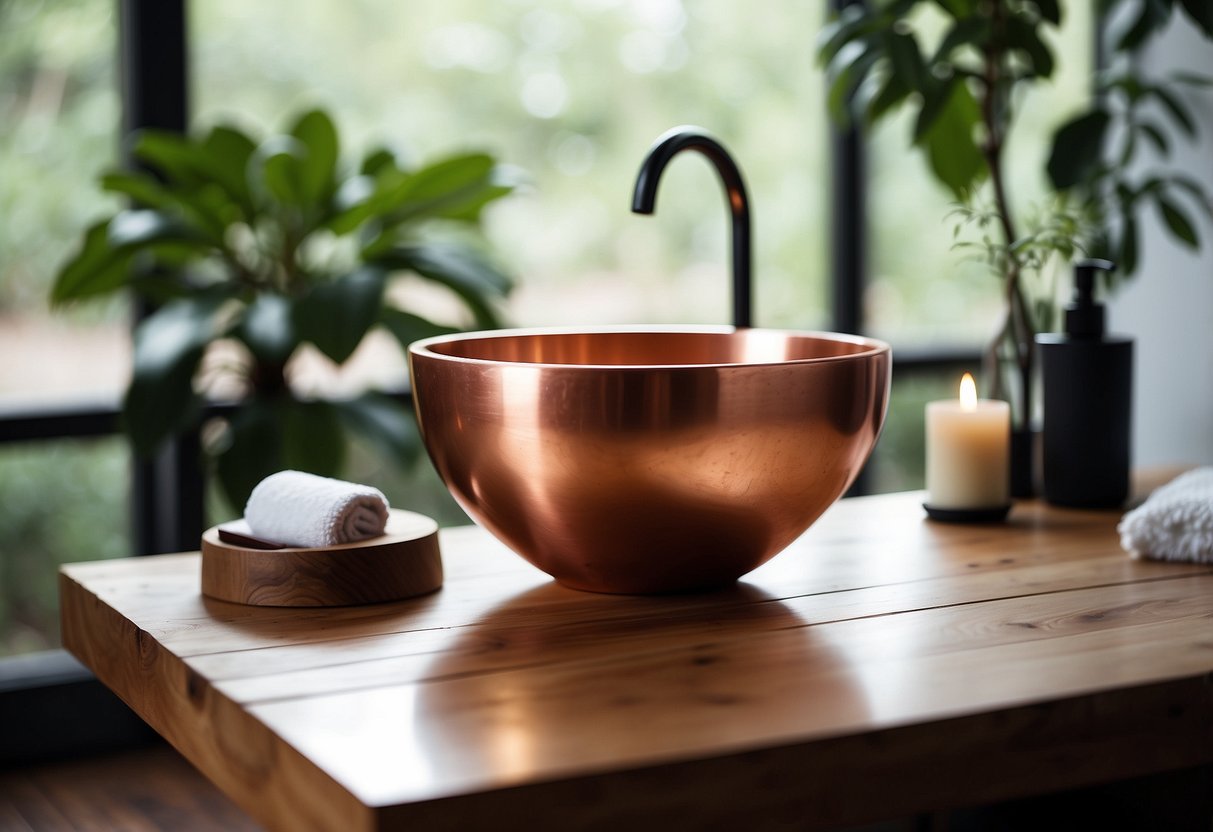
[409,325,891,371]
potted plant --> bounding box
[819,0,1212,490]
[51,108,515,509]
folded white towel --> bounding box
[1119,468,1213,563]
[244,470,390,549]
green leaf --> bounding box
[333,392,422,466]
[913,78,956,142]
[100,170,174,209]
[932,17,990,63]
[51,220,134,305]
[1169,175,1213,217]
[131,130,254,229]
[1047,109,1111,189]
[440,181,516,223]
[1171,70,1213,88]
[933,0,976,15]
[52,210,212,305]
[292,267,387,364]
[380,153,510,224]
[1118,213,1140,276]
[863,70,913,124]
[124,295,225,457]
[132,131,209,187]
[290,109,339,205]
[826,39,881,125]
[886,30,926,92]
[201,125,258,215]
[102,171,229,243]
[107,209,204,249]
[257,136,307,206]
[1179,0,1213,36]
[378,306,459,353]
[238,293,296,364]
[1033,0,1062,25]
[1157,197,1200,248]
[1117,0,1173,51]
[360,147,400,177]
[373,243,512,297]
[282,399,345,476]
[1138,121,1170,155]
[1006,15,1055,77]
[214,402,284,511]
[326,175,381,235]
[1149,86,1197,137]
[920,81,985,199]
[815,4,872,67]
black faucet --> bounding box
[631,126,753,329]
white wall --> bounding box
[1107,14,1213,467]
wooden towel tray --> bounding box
[200,509,442,607]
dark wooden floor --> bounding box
[0,743,261,831]
[0,742,1207,831]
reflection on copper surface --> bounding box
[410,327,891,594]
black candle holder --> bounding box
[923,503,1012,523]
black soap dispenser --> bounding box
[1036,259,1133,507]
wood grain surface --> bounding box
[200,509,442,607]
[60,485,1213,832]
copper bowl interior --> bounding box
[421,328,878,366]
[409,327,891,594]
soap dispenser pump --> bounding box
[1036,259,1133,507]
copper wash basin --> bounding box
[409,326,891,594]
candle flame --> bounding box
[959,373,977,411]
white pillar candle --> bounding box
[925,373,1010,509]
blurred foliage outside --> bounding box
[0,439,129,655]
[2,0,1087,655]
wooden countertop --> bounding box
[60,490,1213,831]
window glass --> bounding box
[0,439,130,656]
[866,370,966,494]
[0,0,125,406]
[191,0,830,346]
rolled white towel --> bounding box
[244,470,390,549]
[1118,468,1213,563]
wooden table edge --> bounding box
[58,567,377,832]
[365,674,1213,830]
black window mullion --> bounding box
[120,0,205,555]
[828,0,867,338]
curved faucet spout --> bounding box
[631,126,752,329]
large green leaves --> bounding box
[51,221,137,305]
[214,402,284,511]
[135,126,257,219]
[245,110,340,214]
[291,110,339,205]
[339,152,514,243]
[919,81,985,199]
[51,212,210,305]
[378,307,459,355]
[213,398,347,511]
[237,293,296,365]
[292,267,387,364]
[1047,110,1111,190]
[52,107,516,510]
[333,392,422,466]
[372,243,511,328]
[213,393,418,511]
[124,295,227,458]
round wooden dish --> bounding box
[200,509,443,607]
